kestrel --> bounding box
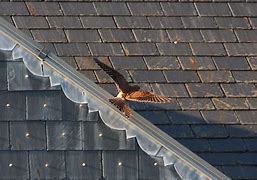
[94,58,170,118]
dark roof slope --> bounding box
[1,1,257,179]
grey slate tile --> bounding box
[46,121,82,150]
[212,98,249,110]
[232,71,257,83]
[222,166,257,180]
[94,2,130,15]
[248,57,257,70]
[244,138,257,151]
[235,30,257,42]
[191,125,228,138]
[0,2,29,15]
[195,3,231,16]
[26,91,62,121]
[137,111,170,125]
[127,2,163,16]
[182,17,217,29]
[224,43,257,56]
[157,43,192,56]
[133,30,170,42]
[10,122,46,150]
[110,56,147,70]
[201,30,237,42]
[60,2,96,15]
[144,56,181,70]
[54,43,90,56]
[167,111,205,124]
[208,138,246,152]
[250,18,257,29]
[76,57,111,70]
[167,30,204,43]
[103,151,138,180]
[0,151,28,179]
[152,83,189,97]
[83,121,135,150]
[186,83,224,97]
[178,56,216,70]
[177,139,211,152]
[139,150,181,180]
[229,3,257,16]
[190,43,226,56]
[164,71,200,83]
[158,125,194,138]
[26,2,62,15]
[178,98,214,110]
[47,16,82,29]
[99,29,136,42]
[201,111,239,124]
[115,16,150,28]
[13,16,49,29]
[227,125,257,137]
[161,2,197,16]
[0,122,9,150]
[123,43,158,56]
[65,30,101,42]
[131,99,180,111]
[247,98,257,109]
[0,91,25,121]
[31,30,67,43]
[148,17,183,29]
[29,151,65,179]
[130,70,166,83]
[215,17,251,29]
[0,62,7,90]
[66,151,102,179]
[89,43,124,56]
[236,111,257,124]
[198,71,234,83]
[80,71,97,82]
[213,57,250,70]
[221,83,257,97]
[95,70,114,83]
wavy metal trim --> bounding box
[0,30,221,180]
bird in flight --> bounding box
[94,58,170,118]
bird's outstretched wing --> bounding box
[109,97,132,118]
[94,58,131,93]
[125,91,170,103]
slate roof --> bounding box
[1,1,257,179]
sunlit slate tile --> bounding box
[224,43,257,56]
[10,122,46,150]
[191,43,226,56]
[167,30,203,43]
[201,30,237,42]
[186,83,223,97]
[65,30,101,43]
[47,122,82,150]
[236,111,257,124]
[99,29,135,42]
[47,16,82,29]
[133,30,169,42]
[157,43,192,56]
[229,3,257,16]
[232,71,257,83]
[0,122,9,150]
[196,3,231,16]
[81,17,116,28]
[26,91,62,120]
[0,151,28,179]
[247,98,257,109]
[123,43,158,56]
[182,17,217,29]
[164,71,199,83]
[178,56,216,70]
[248,57,257,70]
[148,17,183,29]
[89,43,124,56]
[94,2,130,15]
[29,151,65,179]
[26,2,62,16]
[60,2,96,15]
[152,83,189,97]
[110,56,147,70]
[115,16,150,28]
[128,2,163,16]
[7,61,53,91]
[221,83,257,97]
[198,71,234,83]
[13,16,49,29]
[178,98,214,110]
[144,56,180,70]
[212,98,249,110]
[213,57,250,70]
[103,151,138,179]
[235,30,257,42]
[54,43,90,56]
[83,121,135,150]
[161,2,197,16]
[215,17,250,29]
[130,70,166,83]
[0,91,25,120]
[31,30,66,43]
[139,150,181,179]
[66,151,102,179]
[0,2,29,15]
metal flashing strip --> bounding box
[0,17,230,180]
